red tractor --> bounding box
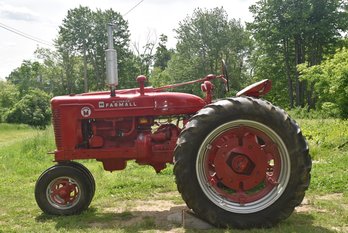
[35,25,311,229]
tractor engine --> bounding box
[80,117,181,172]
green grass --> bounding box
[0,120,347,233]
[0,123,36,147]
[298,119,348,194]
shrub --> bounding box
[299,47,348,118]
[0,81,20,123]
[5,89,51,128]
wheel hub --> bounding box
[209,131,272,191]
[228,153,254,175]
[47,177,80,209]
[58,189,69,198]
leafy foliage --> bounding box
[5,89,51,128]
[57,6,137,92]
[166,7,252,96]
[248,0,348,108]
[0,81,19,122]
[153,34,174,71]
[299,47,348,118]
[2,3,348,120]
[6,60,45,95]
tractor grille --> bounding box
[52,109,63,149]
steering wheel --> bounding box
[221,59,230,93]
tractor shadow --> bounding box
[36,206,185,232]
[35,207,335,233]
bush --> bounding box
[5,89,51,128]
[299,47,348,118]
[288,106,323,119]
[0,81,20,123]
[320,102,341,118]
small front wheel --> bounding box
[35,164,93,215]
[59,161,96,203]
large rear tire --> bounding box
[174,97,311,228]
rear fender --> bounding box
[236,79,272,98]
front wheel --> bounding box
[35,164,94,215]
[174,97,311,228]
[58,161,96,203]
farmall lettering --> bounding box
[98,100,137,109]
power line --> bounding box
[123,0,145,16]
[0,22,53,47]
[0,22,52,46]
[0,1,144,47]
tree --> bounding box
[89,9,136,89]
[132,30,157,78]
[167,7,252,96]
[153,34,174,70]
[57,6,136,92]
[6,6,138,98]
[149,34,174,87]
[6,60,45,96]
[248,43,291,106]
[34,47,69,96]
[58,6,92,92]
[248,0,348,108]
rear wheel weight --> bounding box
[174,97,311,228]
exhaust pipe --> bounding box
[106,23,118,97]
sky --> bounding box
[0,0,256,80]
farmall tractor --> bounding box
[35,25,311,229]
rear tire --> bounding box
[35,164,93,215]
[174,97,311,228]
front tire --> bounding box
[174,97,311,228]
[59,161,96,203]
[35,164,93,215]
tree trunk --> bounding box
[65,54,73,94]
[83,45,88,93]
[301,80,306,108]
[89,51,101,90]
[60,70,66,95]
[307,82,316,111]
[294,35,305,107]
[283,38,294,108]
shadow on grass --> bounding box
[278,212,335,233]
[36,206,184,232]
[35,208,335,233]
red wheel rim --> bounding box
[46,177,81,209]
[196,120,290,213]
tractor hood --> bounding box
[51,89,206,119]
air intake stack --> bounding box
[106,23,118,97]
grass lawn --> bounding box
[0,124,36,147]
[0,119,347,233]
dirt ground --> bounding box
[88,192,346,232]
